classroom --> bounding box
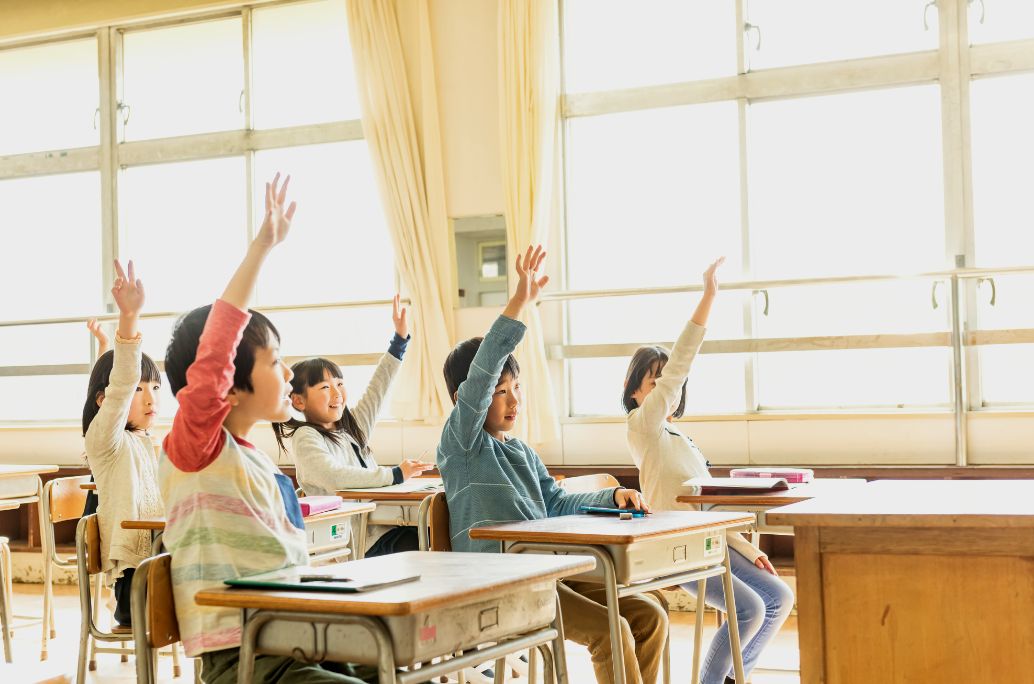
[0,1,1032,683]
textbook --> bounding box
[226,565,420,593]
[682,477,792,495]
[298,495,343,517]
[341,477,443,495]
[730,467,813,484]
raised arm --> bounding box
[352,294,409,435]
[85,260,145,457]
[632,257,723,430]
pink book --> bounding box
[298,495,343,517]
[730,467,813,484]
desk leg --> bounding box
[597,550,626,684]
[720,549,746,684]
[550,590,570,684]
[691,578,705,684]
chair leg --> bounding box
[88,574,102,671]
[0,543,12,664]
[40,552,51,661]
[76,579,90,684]
[172,640,183,677]
[4,544,14,639]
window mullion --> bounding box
[98,27,119,316]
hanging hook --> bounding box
[239,89,245,114]
[117,101,131,127]
[931,280,942,309]
[744,22,762,51]
[978,277,996,306]
[753,289,769,317]
[923,0,938,31]
[92,107,100,131]
[969,0,986,25]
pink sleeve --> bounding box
[163,299,251,472]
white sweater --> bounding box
[293,351,403,547]
[84,335,164,585]
[625,320,764,564]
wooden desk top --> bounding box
[676,478,868,507]
[767,479,1034,528]
[0,464,58,479]
[121,502,377,531]
[336,488,440,502]
[194,551,594,616]
[469,510,755,545]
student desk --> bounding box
[676,478,869,540]
[195,550,594,684]
[767,479,1034,684]
[470,511,755,684]
[121,502,376,561]
[337,486,441,557]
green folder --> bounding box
[225,565,420,593]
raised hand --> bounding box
[392,294,408,339]
[253,172,297,251]
[86,319,110,357]
[112,260,145,317]
[502,244,549,319]
[398,459,435,480]
[702,256,725,297]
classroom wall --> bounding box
[2,0,1033,468]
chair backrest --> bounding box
[428,492,452,552]
[146,554,180,648]
[79,514,102,576]
[557,473,620,493]
[45,475,91,524]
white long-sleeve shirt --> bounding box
[625,320,765,564]
[84,335,164,585]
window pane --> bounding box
[745,0,936,70]
[122,19,244,140]
[969,0,1034,44]
[267,307,394,358]
[0,39,98,155]
[562,0,736,93]
[754,281,949,338]
[970,73,1034,267]
[254,143,394,305]
[748,87,945,280]
[569,355,746,416]
[974,274,1034,406]
[252,0,360,128]
[565,102,741,290]
[568,293,747,345]
[0,375,88,422]
[0,324,88,366]
[0,172,101,319]
[120,158,247,312]
[756,348,950,409]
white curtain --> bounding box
[498,0,563,446]
[346,0,454,421]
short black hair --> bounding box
[622,346,687,418]
[443,336,520,403]
[82,349,162,436]
[164,304,280,397]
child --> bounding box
[81,260,163,629]
[159,174,365,684]
[81,318,112,519]
[438,245,667,684]
[622,257,793,684]
[274,294,433,557]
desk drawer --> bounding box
[0,475,38,500]
[249,582,556,666]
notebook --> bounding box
[341,477,443,495]
[298,495,343,517]
[683,477,792,495]
[225,565,420,593]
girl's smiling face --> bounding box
[292,368,347,430]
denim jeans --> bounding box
[681,548,794,684]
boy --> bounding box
[438,244,668,684]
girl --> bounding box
[622,257,794,684]
[274,295,433,557]
[82,260,163,629]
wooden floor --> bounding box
[0,583,800,683]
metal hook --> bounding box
[969,0,986,25]
[239,89,245,113]
[923,0,938,31]
[92,107,100,131]
[978,277,996,306]
[744,22,762,51]
[753,289,769,317]
[931,280,942,309]
[117,101,131,126]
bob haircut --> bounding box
[82,349,162,436]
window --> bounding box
[560,0,1034,436]
[0,1,395,424]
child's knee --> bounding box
[768,579,795,618]
[735,591,766,634]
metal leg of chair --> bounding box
[492,657,506,684]
[40,552,51,660]
[88,574,102,671]
[0,543,12,664]
[528,647,538,684]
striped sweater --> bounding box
[438,315,616,553]
[159,300,307,657]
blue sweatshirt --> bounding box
[438,315,617,552]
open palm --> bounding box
[513,244,550,307]
[255,172,297,249]
[111,259,145,316]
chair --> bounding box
[132,553,201,684]
[41,475,91,661]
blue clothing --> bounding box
[682,548,794,684]
[387,333,409,361]
[438,315,617,553]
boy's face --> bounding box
[484,371,520,440]
[232,338,294,425]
